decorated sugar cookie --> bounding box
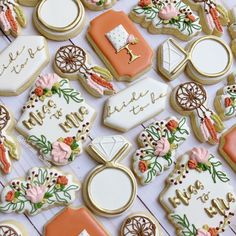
[0,36,49,96]
[33,0,85,41]
[130,0,201,41]
[158,36,233,84]
[219,125,236,172]
[0,167,80,215]
[103,77,168,132]
[121,213,162,236]
[0,0,26,37]
[133,117,190,185]
[0,220,28,236]
[44,207,109,236]
[160,147,236,236]
[87,10,153,82]
[16,73,96,166]
[54,45,115,98]
[81,0,116,11]
[83,135,137,217]
[214,73,236,120]
[0,105,19,174]
[183,0,229,36]
[229,6,236,58]
[171,82,224,145]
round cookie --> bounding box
[81,0,116,11]
[0,220,28,236]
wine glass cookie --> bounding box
[32,0,85,41]
[133,116,190,185]
[83,135,137,217]
[0,221,28,236]
[16,73,96,166]
[158,36,233,85]
[54,45,115,98]
[182,0,229,36]
[0,104,19,174]
[81,0,116,11]
[159,147,236,236]
[214,73,236,120]
[0,0,26,37]
[171,82,224,145]
[129,0,202,41]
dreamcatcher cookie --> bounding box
[0,105,19,174]
[171,82,224,145]
[0,0,26,37]
[54,45,115,98]
[0,220,28,236]
[83,135,137,217]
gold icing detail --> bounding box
[197,192,210,203]
[3,138,17,160]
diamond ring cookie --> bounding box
[83,135,137,217]
[160,147,236,236]
[0,35,49,96]
[0,167,80,215]
[0,220,28,236]
[182,0,229,36]
[0,0,26,37]
[103,77,168,132]
[81,0,116,11]
[0,104,19,174]
[129,0,201,41]
[214,73,236,120]
[44,206,109,236]
[33,0,85,41]
[158,36,233,84]
[87,10,153,82]
[133,117,190,185]
[54,45,115,98]
[16,73,96,166]
[171,82,224,145]
[120,213,162,236]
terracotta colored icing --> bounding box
[222,126,236,163]
[44,207,109,236]
[87,10,153,78]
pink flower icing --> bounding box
[155,137,170,156]
[51,142,72,164]
[197,229,211,236]
[127,34,136,44]
[190,147,209,163]
[26,185,47,203]
[35,73,59,89]
[158,4,179,20]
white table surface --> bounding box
[0,0,236,235]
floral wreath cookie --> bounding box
[0,167,80,215]
[129,0,202,41]
[0,220,28,236]
[0,0,26,37]
[16,73,96,166]
[160,147,236,236]
[214,73,236,120]
[171,82,224,145]
[81,0,116,11]
[0,105,19,174]
[54,45,115,98]
[183,0,229,36]
[133,117,190,185]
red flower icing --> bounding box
[138,0,151,8]
[225,97,232,107]
[166,119,178,132]
[57,176,68,186]
[34,87,44,96]
[188,159,197,169]
[64,137,74,146]
[208,228,218,236]
[5,190,15,202]
[138,161,148,173]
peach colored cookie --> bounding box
[87,10,153,82]
[219,125,236,172]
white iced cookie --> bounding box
[0,167,80,215]
[160,147,236,236]
[0,36,49,96]
[33,0,85,41]
[103,77,168,132]
[0,105,19,174]
[16,73,96,166]
[0,220,28,236]
[158,36,233,85]
[133,117,190,185]
[81,0,116,11]
[54,45,115,98]
[83,135,137,217]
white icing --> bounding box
[38,0,79,28]
[106,24,129,51]
[191,39,229,74]
[79,229,90,236]
[0,36,49,95]
[104,77,168,132]
[89,168,133,211]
